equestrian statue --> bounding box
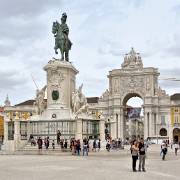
[52,13,72,61]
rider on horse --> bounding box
[52,13,72,61]
[60,13,72,51]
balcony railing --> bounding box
[174,123,180,127]
[160,123,166,126]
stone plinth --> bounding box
[44,60,79,109]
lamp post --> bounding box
[156,123,159,145]
[105,119,111,140]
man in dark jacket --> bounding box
[139,138,146,172]
[37,137,43,155]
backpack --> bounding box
[38,140,42,146]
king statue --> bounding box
[52,13,72,61]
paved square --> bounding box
[0,145,179,180]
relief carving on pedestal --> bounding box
[48,69,65,89]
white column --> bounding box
[151,113,155,136]
[75,119,82,142]
[118,113,121,139]
[14,118,21,151]
[167,113,172,142]
[99,119,105,149]
[120,112,124,140]
[27,121,30,141]
[149,112,152,137]
[3,120,9,145]
[144,112,148,140]
[156,113,159,135]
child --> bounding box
[52,140,55,150]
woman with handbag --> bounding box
[131,140,139,172]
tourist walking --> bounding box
[83,138,88,156]
[76,139,81,156]
[139,138,146,172]
[170,140,173,149]
[98,139,101,151]
[57,130,61,145]
[52,140,55,150]
[131,140,139,172]
[60,140,64,152]
[174,142,179,155]
[45,137,49,150]
[161,140,167,160]
[106,139,111,151]
[37,137,43,155]
[87,139,90,152]
[71,138,75,155]
[93,140,97,152]
[64,139,67,152]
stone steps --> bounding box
[20,142,70,151]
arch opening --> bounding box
[173,128,180,142]
[159,128,167,136]
[123,93,143,141]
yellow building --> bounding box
[170,93,180,142]
[4,99,35,121]
[0,113,4,141]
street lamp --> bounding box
[156,123,159,145]
[105,119,110,139]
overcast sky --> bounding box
[0,0,180,106]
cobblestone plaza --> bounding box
[0,145,179,180]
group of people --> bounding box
[131,138,147,172]
[70,138,101,156]
[111,139,124,149]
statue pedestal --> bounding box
[43,60,79,120]
[44,60,79,109]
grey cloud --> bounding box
[159,81,180,94]
[77,76,108,97]
[160,68,180,78]
[162,33,180,57]
[0,70,30,89]
[0,40,16,56]
[0,0,63,18]
[94,58,120,69]
[158,68,180,94]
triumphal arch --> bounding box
[98,48,171,141]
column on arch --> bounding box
[151,113,155,136]
[149,112,152,137]
[119,108,124,140]
[144,112,149,140]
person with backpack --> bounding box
[37,137,43,155]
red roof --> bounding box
[170,93,180,101]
